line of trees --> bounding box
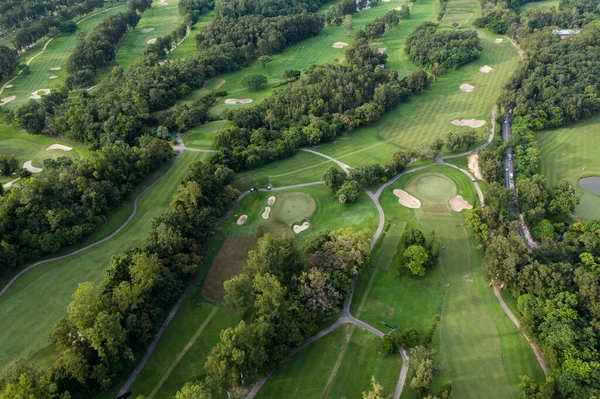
[214,0,325,18]
[0,45,17,81]
[0,138,173,275]
[395,228,438,277]
[0,160,238,397]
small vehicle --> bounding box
[509,109,513,114]
[505,168,509,172]
[471,178,476,182]
[509,172,514,179]
[267,185,272,190]
[508,154,512,160]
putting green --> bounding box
[404,173,457,213]
[276,193,316,224]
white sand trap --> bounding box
[236,215,248,225]
[268,196,276,205]
[493,38,503,43]
[450,195,473,212]
[147,38,158,45]
[5,84,12,88]
[141,28,155,33]
[460,83,475,92]
[46,144,73,151]
[158,0,169,5]
[49,75,58,80]
[479,65,493,73]
[378,48,387,54]
[293,222,310,234]
[23,161,42,173]
[2,178,20,188]
[225,98,253,104]
[0,96,16,106]
[382,0,391,2]
[467,153,483,180]
[451,119,486,128]
[393,6,403,10]
[332,42,349,49]
[262,206,271,219]
[393,189,421,209]
[49,67,61,71]
[30,89,50,99]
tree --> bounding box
[174,379,213,399]
[548,180,579,215]
[430,63,443,82]
[400,228,426,248]
[337,180,361,204]
[430,138,444,156]
[257,55,272,68]
[224,273,254,311]
[281,69,300,82]
[445,132,461,153]
[404,245,429,276]
[410,358,433,395]
[343,15,353,36]
[241,73,268,90]
[323,166,347,193]
[156,125,170,139]
[0,46,17,81]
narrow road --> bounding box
[0,150,183,296]
[174,135,217,153]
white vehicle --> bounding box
[509,172,514,179]
[508,153,512,160]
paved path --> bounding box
[300,148,352,173]
[394,348,409,399]
[174,135,217,153]
[0,150,183,296]
[493,286,548,373]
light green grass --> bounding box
[0,151,208,370]
[180,120,233,149]
[0,5,127,109]
[316,31,519,167]
[167,11,214,60]
[537,115,600,221]
[442,0,480,27]
[517,0,559,13]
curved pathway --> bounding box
[174,135,217,153]
[0,150,182,296]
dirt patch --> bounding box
[262,206,271,219]
[268,196,276,205]
[46,144,73,151]
[141,28,155,33]
[225,98,253,104]
[147,38,158,45]
[378,48,387,54]
[293,222,310,234]
[449,195,473,212]
[460,83,475,92]
[0,96,16,106]
[468,153,483,180]
[49,75,58,80]
[393,189,421,209]
[23,161,42,173]
[49,67,61,71]
[479,65,493,73]
[202,235,256,303]
[493,38,503,43]
[451,119,486,128]
[236,214,248,225]
[30,89,50,99]
[332,42,349,49]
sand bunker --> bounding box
[449,195,473,212]
[467,153,483,180]
[378,48,387,54]
[460,83,475,92]
[293,222,310,234]
[30,89,50,99]
[225,98,253,104]
[2,178,20,188]
[5,84,12,88]
[393,189,421,209]
[141,28,155,33]
[236,215,248,225]
[49,75,58,80]
[23,161,42,173]
[0,96,16,106]
[493,38,503,44]
[158,0,168,5]
[46,144,73,151]
[262,206,271,219]
[268,196,276,205]
[332,42,349,49]
[147,38,158,45]
[451,119,486,128]
[393,6,403,10]
[49,67,61,71]
[479,65,493,73]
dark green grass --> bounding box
[372,221,407,270]
[441,0,480,27]
[0,151,208,370]
[166,11,215,60]
[517,0,559,13]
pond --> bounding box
[579,176,600,194]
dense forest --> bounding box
[0,45,17,81]
[404,22,482,71]
[214,0,325,18]
[0,139,173,274]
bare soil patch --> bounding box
[225,98,253,104]
[202,235,256,303]
[479,65,493,73]
[449,195,473,212]
[262,206,271,219]
[23,161,42,173]
[30,89,50,99]
[332,42,349,48]
[460,83,475,92]
[451,119,486,128]
[393,189,421,208]
[468,153,483,180]
[236,215,248,225]
[293,222,310,234]
[0,96,16,106]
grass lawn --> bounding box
[167,11,215,60]
[537,115,600,221]
[0,151,209,370]
[0,5,126,109]
[180,120,233,150]
[442,0,480,28]
[517,0,559,13]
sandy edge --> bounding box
[23,161,43,173]
[332,42,349,48]
[479,65,493,73]
[0,96,16,106]
[293,222,310,233]
[393,189,421,208]
[262,206,271,219]
[30,89,50,99]
[268,196,276,205]
[236,215,248,225]
[467,153,483,180]
[449,195,473,212]
[460,83,475,92]
[46,144,73,151]
[451,119,486,128]
[225,98,252,104]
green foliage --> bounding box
[241,73,268,89]
[423,314,441,346]
[337,180,361,205]
[0,46,17,81]
[323,166,347,193]
[404,245,429,276]
[379,328,419,354]
[531,219,555,241]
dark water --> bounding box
[579,176,600,194]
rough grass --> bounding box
[166,11,214,60]
[0,5,126,109]
[517,0,559,13]
[0,151,209,370]
[537,115,600,221]
[442,0,480,27]
[180,120,232,150]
